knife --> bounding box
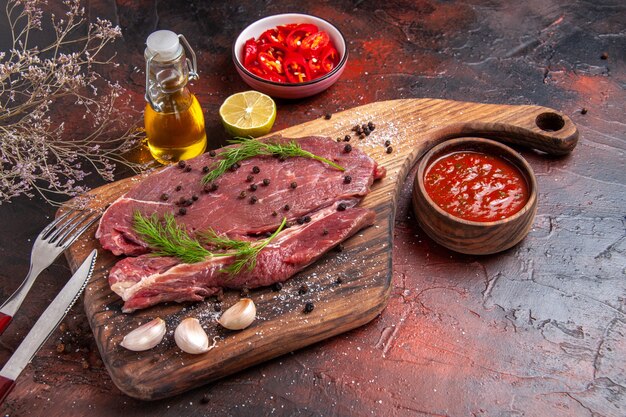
[0,249,97,404]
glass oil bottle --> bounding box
[144,30,206,164]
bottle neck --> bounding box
[145,52,190,112]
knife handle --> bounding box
[0,375,15,404]
[0,312,11,336]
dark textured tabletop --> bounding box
[1,1,624,416]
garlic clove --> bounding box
[175,318,211,354]
[120,317,166,351]
[218,298,256,330]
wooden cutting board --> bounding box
[62,98,578,400]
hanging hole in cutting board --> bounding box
[535,112,565,132]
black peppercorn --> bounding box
[202,166,209,173]
[352,125,359,132]
[160,193,169,201]
[296,217,305,225]
[175,185,182,191]
[581,108,588,115]
[192,195,198,201]
[272,282,283,291]
[263,178,270,186]
[184,165,192,172]
[246,174,254,182]
[386,146,393,154]
[238,191,247,199]
[298,284,309,295]
[230,163,240,171]
[250,183,257,191]
[359,133,366,139]
[336,137,342,142]
[322,229,329,236]
[290,181,297,189]
[363,127,370,135]
[384,140,391,147]
[344,175,352,184]
[337,203,347,211]
[303,302,315,313]
[324,113,332,120]
[252,166,260,174]
[214,303,222,312]
[344,144,352,153]
[600,52,609,60]
[178,207,187,215]
[284,204,290,211]
[303,216,311,223]
[271,211,278,217]
[336,277,343,284]
[344,135,351,142]
[368,121,375,130]
[183,199,193,207]
[177,160,186,168]
[250,195,258,204]
[209,150,216,157]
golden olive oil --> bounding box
[143,30,206,164]
[144,91,206,164]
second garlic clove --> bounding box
[175,317,210,354]
[218,298,256,330]
[120,317,166,351]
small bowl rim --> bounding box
[232,13,349,88]
[416,137,538,227]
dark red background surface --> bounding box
[1,1,625,416]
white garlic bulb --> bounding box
[120,318,166,351]
[175,318,211,354]
[218,298,256,330]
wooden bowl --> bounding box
[412,137,538,255]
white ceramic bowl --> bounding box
[232,13,348,99]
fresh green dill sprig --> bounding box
[133,211,213,264]
[199,217,287,275]
[201,138,345,184]
[133,211,287,275]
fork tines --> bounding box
[43,210,102,247]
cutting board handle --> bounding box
[428,107,578,155]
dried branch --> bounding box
[0,0,147,206]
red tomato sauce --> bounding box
[424,151,529,222]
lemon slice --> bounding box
[219,91,276,138]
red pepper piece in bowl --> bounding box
[243,38,258,67]
[284,54,310,83]
[285,23,318,50]
[300,31,329,59]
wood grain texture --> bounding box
[61,98,578,400]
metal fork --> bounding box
[0,209,101,336]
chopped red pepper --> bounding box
[242,23,339,84]
[243,38,258,67]
[321,46,339,73]
[286,24,319,50]
[284,54,310,83]
[258,51,284,75]
[300,31,329,58]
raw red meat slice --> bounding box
[110,204,375,312]
[96,136,385,256]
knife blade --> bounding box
[0,249,97,403]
